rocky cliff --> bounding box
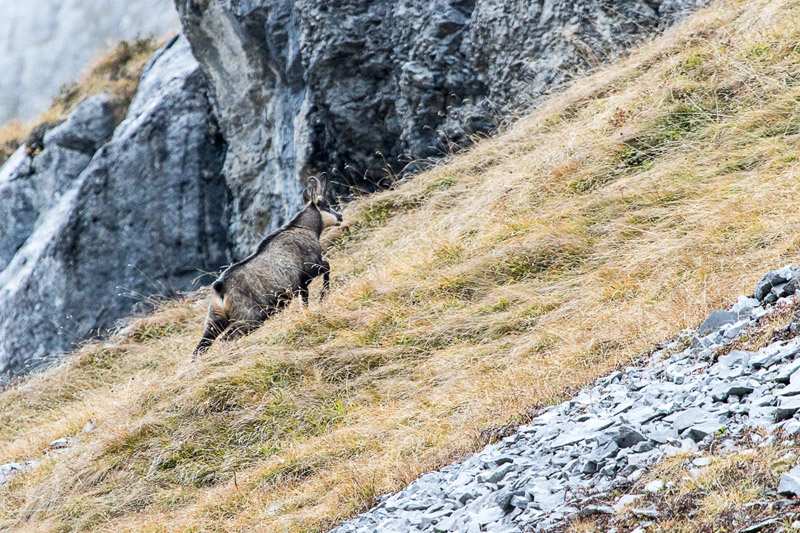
[0,0,703,379]
[0,36,228,382]
[0,0,179,123]
[176,0,705,256]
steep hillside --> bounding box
[2,0,800,531]
[0,0,701,382]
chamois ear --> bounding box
[307,176,320,205]
[302,187,311,204]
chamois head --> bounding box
[303,174,342,229]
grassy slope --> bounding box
[2,0,800,530]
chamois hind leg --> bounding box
[299,287,310,307]
[299,278,312,307]
[194,308,229,357]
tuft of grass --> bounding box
[571,436,799,532]
[331,196,424,246]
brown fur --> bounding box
[194,177,341,355]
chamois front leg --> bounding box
[219,307,269,343]
[219,320,261,342]
[319,260,331,301]
[194,308,229,357]
[299,284,310,307]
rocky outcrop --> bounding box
[0,36,228,382]
[333,266,800,532]
[176,0,705,256]
[0,95,115,271]
[0,0,179,122]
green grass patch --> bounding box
[134,321,185,342]
[333,196,423,246]
[425,176,457,192]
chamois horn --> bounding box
[307,176,321,199]
[319,172,329,196]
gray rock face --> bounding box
[0,95,115,271]
[0,0,180,122]
[176,0,705,256]
[0,36,229,382]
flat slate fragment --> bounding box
[778,466,800,498]
[698,310,737,336]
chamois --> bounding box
[193,175,342,355]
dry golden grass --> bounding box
[570,438,800,532]
[0,37,162,165]
[3,0,800,530]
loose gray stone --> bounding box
[724,322,747,339]
[740,518,782,533]
[631,505,659,519]
[687,420,726,441]
[478,463,514,484]
[576,505,613,517]
[611,426,647,449]
[510,495,529,509]
[732,295,760,318]
[698,310,738,336]
[474,506,507,525]
[48,437,75,449]
[712,379,755,402]
[776,397,800,422]
[589,441,620,462]
[754,265,794,301]
[613,494,643,514]
[0,460,40,486]
[644,479,664,493]
[778,466,800,497]
[669,407,713,433]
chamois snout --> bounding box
[320,202,342,228]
